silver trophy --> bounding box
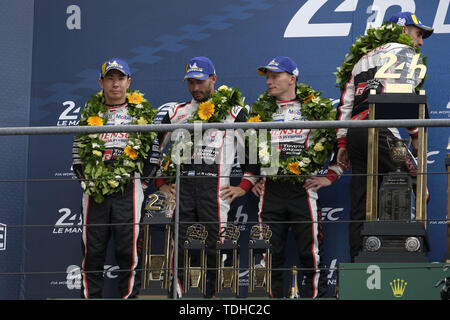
[248,224,272,297]
[215,223,240,297]
[183,224,208,297]
[139,191,175,298]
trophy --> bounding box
[139,191,175,298]
[378,137,412,221]
[247,224,272,297]
[215,223,240,297]
[357,136,429,262]
[182,224,208,297]
[359,51,429,263]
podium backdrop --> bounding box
[1,0,449,299]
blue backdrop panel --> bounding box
[0,0,34,300]
[0,0,447,299]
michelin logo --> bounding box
[0,223,6,250]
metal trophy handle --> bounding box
[247,224,272,297]
[215,223,240,297]
[139,191,175,298]
[182,224,208,297]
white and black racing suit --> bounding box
[336,42,430,261]
[72,102,155,298]
[256,99,341,298]
[151,99,257,297]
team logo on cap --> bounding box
[106,60,124,70]
[397,18,406,26]
[102,60,126,76]
[187,62,203,73]
[109,60,122,67]
[292,67,299,77]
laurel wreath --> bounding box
[248,83,336,184]
[160,85,246,182]
[335,22,427,93]
[190,85,246,123]
[75,89,156,203]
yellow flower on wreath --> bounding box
[87,116,103,126]
[248,114,261,122]
[198,101,215,121]
[92,150,102,157]
[313,142,324,152]
[137,117,148,125]
[218,85,230,91]
[288,162,301,175]
[107,180,119,188]
[124,145,138,160]
[127,91,144,104]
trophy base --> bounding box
[355,221,429,263]
[247,287,271,298]
[182,288,205,298]
[215,287,238,298]
[138,285,170,299]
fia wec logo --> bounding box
[62,264,120,290]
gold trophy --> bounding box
[139,191,175,298]
[248,224,272,297]
[215,223,240,297]
[358,51,429,263]
[182,224,208,297]
[387,137,409,172]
